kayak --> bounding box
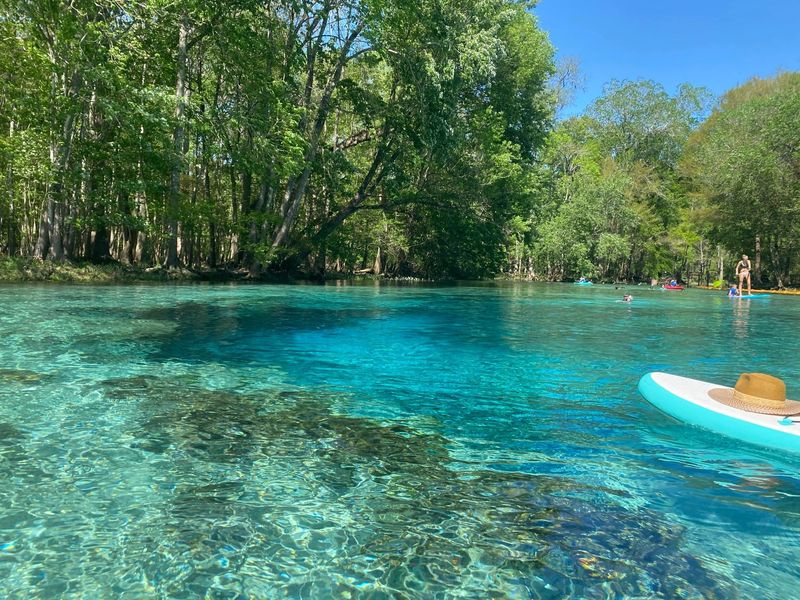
[662,285,684,290]
[574,281,593,286]
[638,372,800,453]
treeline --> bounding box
[517,74,800,287]
[684,73,800,288]
[1,2,798,284]
[0,0,555,278]
[520,80,713,283]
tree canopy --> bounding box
[0,0,556,278]
[518,80,714,282]
[682,73,800,287]
[0,2,797,286]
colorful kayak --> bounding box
[638,372,800,453]
[662,285,684,290]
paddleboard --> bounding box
[638,372,800,453]
[730,293,771,299]
[574,281,593,286]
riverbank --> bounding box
[0,258,250,283]
[0,258,423,284]
[3,259,797,291]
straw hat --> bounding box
[708,373,800,416]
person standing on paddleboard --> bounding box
[736,254,752,296]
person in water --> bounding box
[736,254,752,296]
[623,294,633,302]
[728,284,739,297]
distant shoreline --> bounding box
[0,258,256,284]
[0,258,419,284]
[2,258,799,292]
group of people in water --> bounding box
[580,253,754,302]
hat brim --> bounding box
[708,388,800,416]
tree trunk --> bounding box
[754,234,762,285]
[35,47,81,261]
[698,238,704,285]
[133,63,149,265]
[228,168,239,262]
[166,14,189,268]
[4,120,16,256]
[92,224,111,261]
[373,246,382,275]
[134,180,148,264]
[271,22,365,250]
[205,166,216,268]
[36,126,74,262]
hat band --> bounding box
[733,389,785,408]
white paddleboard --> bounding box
[638,372,800,453]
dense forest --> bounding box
[1,1,798,284]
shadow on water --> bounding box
[72,374,738,598]
[108,301,394,368]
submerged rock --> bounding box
[92,373,736,598]
[0,368,42,383]
[0,422,24,441]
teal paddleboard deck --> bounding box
[731,294,771,299]
[638,372,800,454]
[574,281,593,286]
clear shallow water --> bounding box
[1,282,800,599]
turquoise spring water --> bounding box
[1,281,800,599]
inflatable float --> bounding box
[574,281,593,286]
[661,284,684,290]
[638,372,800,454]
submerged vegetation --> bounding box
[2,362,736,597]
[0,1,798,284]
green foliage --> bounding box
[588,80,712,170]
[4,1,790,287]
[0,0,557,277]
[684,73,800,286]
[519,79,719,283]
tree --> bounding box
[588,79,712,170]
[684,73,800,287]
[522,80,714,282]
[0,0,558,279]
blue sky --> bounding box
[534,0,800,116]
